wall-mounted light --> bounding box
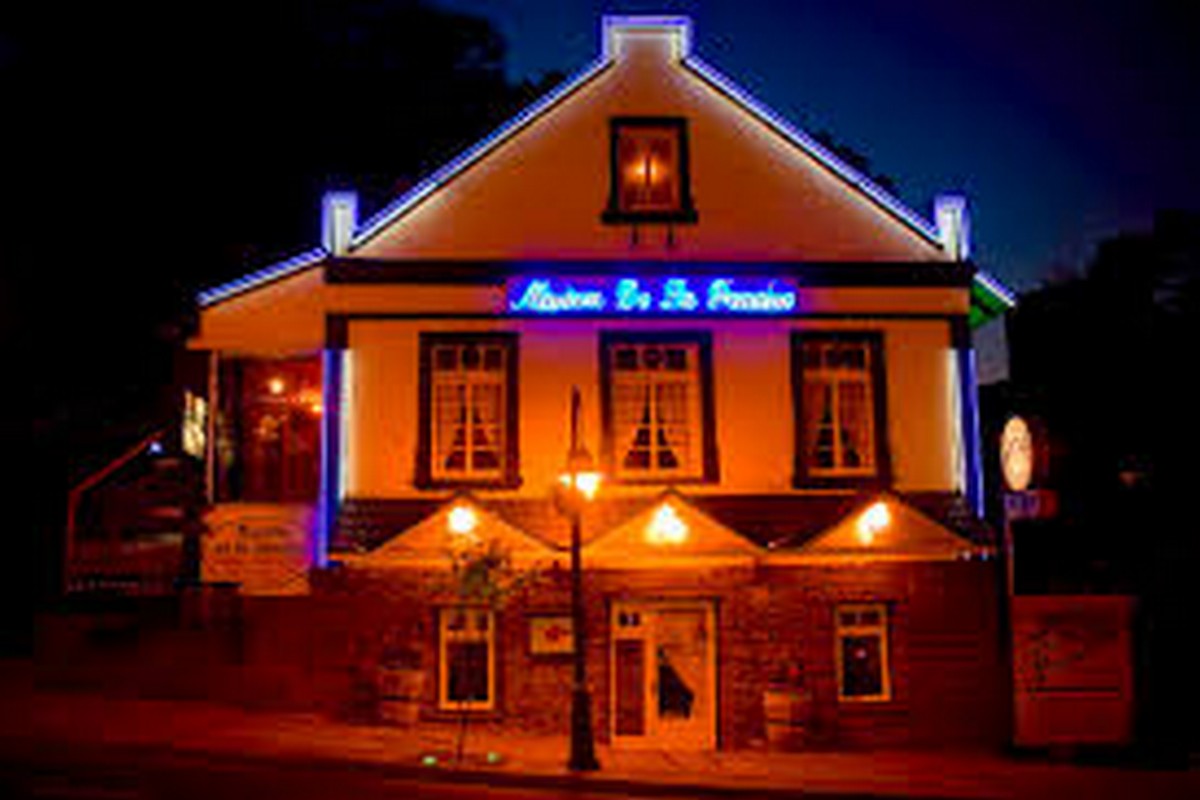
[267,377,285,396]
[856,501,890,545]
[646,503,688,545]
[448,504,479,536]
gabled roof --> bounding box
[197,16,1015,320]
[582,490,763,568]
[337,494,555,569]
[770,493,992,563]
[335,490,995,561]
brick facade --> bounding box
[275,557,1006,751]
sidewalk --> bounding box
[4,669,1197,799]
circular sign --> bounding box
[1000,416,1034,491]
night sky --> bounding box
[440,0,1199,289]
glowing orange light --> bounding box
[559,471,601,501]
[646,503,688,545]
[447,505,478,536]
[267,377,285,396]
[857,501,891,545]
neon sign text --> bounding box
[508,277,798,315]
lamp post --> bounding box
[557,387,600,772]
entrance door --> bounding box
[611,600,715,749]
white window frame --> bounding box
[429,340,508,482]
[835,603,891,703]
[607,340,705,482]
[801,338,877,478]
[438,607,496,712]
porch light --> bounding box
[447,504,479,536]
[646,503,688,545]
[559,469,601,501]
[857,501,891,545]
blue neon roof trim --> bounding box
[351,57,612,248]
[197,246,327,307]
[973,270,1017,308]
[683,55,943,247]
[196,15,977,308]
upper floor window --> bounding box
[792,332,889,488]
[602,117,697,224]
[601,332,716,483]
[417,333,519,488]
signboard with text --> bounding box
[203,504,313,595]
[506,276,800,315]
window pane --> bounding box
[469,384,503,472]
[447,641,490,703]
[435,384,467,472]
[655,382,690,471]
[618,128,679,212]
[805,382,835,470]
[615,348,639,371]
[837,382,872,470]
[435,348,458,372]
[482,347,504,371]
[841,635,883,698]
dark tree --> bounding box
[1001,210,1200,762]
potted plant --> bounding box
[763,659,812,751]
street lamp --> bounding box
[556,386,601,772]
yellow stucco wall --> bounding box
[343,314,961,500]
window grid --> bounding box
[609,342,703,481]
[802,339,876,478]
[835,603,891,703]
[430,342,507,482]
[439,607,495,711]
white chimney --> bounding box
[602,15,692,62]
[934,194,971,261]
[322,191,358,256]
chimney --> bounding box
[602,15,692,63]
[322,191,358,256]
[934,194,971,261]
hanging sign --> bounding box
[507,276,799,315]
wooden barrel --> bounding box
[377,666,425,725]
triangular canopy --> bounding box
[775,493,988,563]
[583,491,763,568]
[341,494,555,568]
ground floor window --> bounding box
[439,608,495,711]
[835,604,891,702]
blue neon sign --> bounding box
[507,277,798,315]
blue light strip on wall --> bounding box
[316,347,342,569]
[959,345,984,517]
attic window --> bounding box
[603,117,697,224]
